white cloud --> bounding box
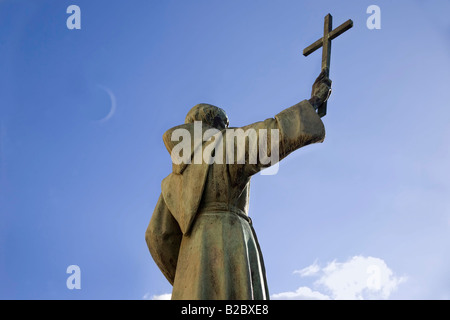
[293,260,320,277]
[142,293,172,300]
[317,256,407,299]
[271,286,330,300]
[272,255,407,300]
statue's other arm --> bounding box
[145,194,182,285]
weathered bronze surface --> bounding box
[146,37,336,300]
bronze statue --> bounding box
[146,13,351,300]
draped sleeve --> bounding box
[227,99,325,177]
[145,194,182,285]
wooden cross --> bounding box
[303,14,353,117]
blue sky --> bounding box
[1,0,449,299]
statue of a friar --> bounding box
[145,68,332,300]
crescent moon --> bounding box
[96,84,117,123]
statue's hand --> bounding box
[309,68,332,110]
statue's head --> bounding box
[185,103,229,130]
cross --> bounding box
[303,14,353,117]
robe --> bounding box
[145,99,325,300]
